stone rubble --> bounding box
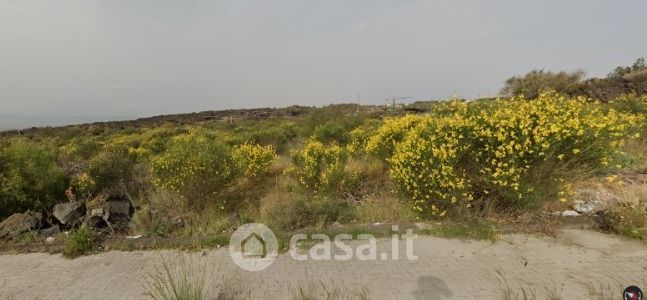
[0,192,135,241]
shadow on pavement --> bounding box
[412,275,452,300]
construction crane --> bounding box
[386,96,412,113]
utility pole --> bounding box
[356,92,361,114]
[386,96,412,113]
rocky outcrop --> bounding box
[39,225,60,238]
[0,191,138,239]
[0,211,42,240]
[570,188,621,215]
[0,105,317,137]
[52,202,86,228]
[75,192,135,233]
[102,195,133,233]
[578,69,647,102]
[87,208,107,230]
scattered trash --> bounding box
[561,210,581,217]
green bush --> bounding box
[260,193,355,230]
[60,136,102,159]
[312,121,350,144]
[226,120,299,154]
[311,115,366,145]
[63,226,95,258]
[302,104,364,134]
[500,69,585,99]
[611,94,647,115]
[288,140,356,195]
[0,140,67,218]
[88,143,139,192]
[608,57,645,78]
[610,95,647,136]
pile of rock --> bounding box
[555,172,647,217]
[0,211,42,240]
[0,193,134,241]
[557,188,619,217]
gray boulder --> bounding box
[0,211,42,240]
[571,188,621,214]
[53,202,86,227]
[573,202,597,214]
[87,208,108,230]
[39,225,60,237]
[103,198,133,232]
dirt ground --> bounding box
[0,229,646,300]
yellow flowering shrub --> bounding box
[288,140,353,194]
[150,130,238,206]
[70,172,96,198]
[347,119,381,154]
[101,126,182,158]
[150,130,276,207]
[389,116,474,215]
[374,92,644,215]
[427,98,470,116]
[232,143,277,177]
[365,115,424,158]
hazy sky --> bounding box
[1,0,646,118]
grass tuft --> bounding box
[16,230,38,244]
[62,226,95,258]
[144,255,209,300]
[291,281,370,300]
[421,221,498,241]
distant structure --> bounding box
[386,96,412,112]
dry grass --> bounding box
[291,281,370,300]
[622,138,647,173]
[142,257,370,300]
[259,189,357,231]
[584,176,647,239]
[419,220,499,241]
[500,287,563,300]
[586,279,647,300]
[603,203,647,239]
[498,269,647,299]
[586,282,622,300]
[215,272,253,300]
[0,282,15,300]
[132,190,187,237]
[144,255,211,300]
[497,270,563,300]
[355,194,416,224]
[617,182,647,204]
[143,256,283,300]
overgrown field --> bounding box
[1,93,646,238]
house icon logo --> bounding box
[229,223,278,271]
